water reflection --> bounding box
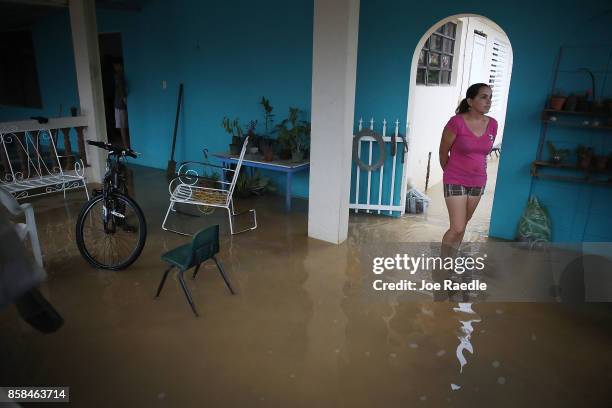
[452,302,481,389]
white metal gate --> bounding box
[349,118,408,216]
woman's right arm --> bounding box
[439,127,456,170]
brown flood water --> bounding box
[1,157,611,407]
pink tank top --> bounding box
[442,114,497,187]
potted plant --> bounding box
[564,93,577,111]
[594,154,609,171]
[275,107,311,162]
[259,137,275,161]
[546,141,569,164]
[549,89,566,110]
[222,116,244,155]
[257,97,277,161]
[234,170,276,198]
[245,120,259,154]
[576,90,591,112]
[576,145,594,169]
[200,170,220,188]
[260,97,275,136]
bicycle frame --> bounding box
[99,153,130,234]
[103,154,128,195]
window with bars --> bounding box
[416,22,457,86]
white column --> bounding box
[308,0,360,244]
[69,0,106,183]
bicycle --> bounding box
[76,140,147,270]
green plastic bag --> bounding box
[517,196,552,243]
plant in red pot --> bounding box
[549,89,566,110]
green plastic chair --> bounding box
[155,225,234,316]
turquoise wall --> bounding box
[354,1,612,242]
[98,0,314,198]
[1,1,611,242]
[1,0,314,198]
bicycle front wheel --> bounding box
[76,192,147,270]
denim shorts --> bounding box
[443,184,485,197]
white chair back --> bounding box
[0,186,44,267]
[226,136,249,202]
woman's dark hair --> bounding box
[456,83,490,114]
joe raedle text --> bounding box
[371,253,488,292]
[372,279,487,292]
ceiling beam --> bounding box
[0,0,142,11]
[0,0,67,7]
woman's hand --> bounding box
[439,127,456,170]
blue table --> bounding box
[212,153,310,211]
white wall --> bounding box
[458,17,513,146]
[408,85,462,192]
[308,0,360,244]
[406,16,513,192]
[406,17,469,192]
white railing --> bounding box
[0,117,89,200]
[350,117,408,215]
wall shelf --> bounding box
[531,45,612,193]
[541,120,612,131]
[531,160,612,187]
[542,108,612,118]
[541,110,612,131]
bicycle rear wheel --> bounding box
[76,192,147,270]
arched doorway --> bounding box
[404,14,513,239]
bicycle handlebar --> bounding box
[87,140,139,158]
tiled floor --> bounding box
[1,157,611,407]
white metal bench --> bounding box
[162,136,257,235]
[0,122,89,200]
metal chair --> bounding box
[0,186,43,267]
[162,136,257,235]
[155,225,234,316]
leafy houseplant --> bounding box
[200,170,220,188]
[234,170,275,198]
[259,137,275,161]
[275,107,310,162]
[246,120,258,154]
[258,97,276,160]
[260,97,275,136]
[222,116,244,155]
[546,141,569,164]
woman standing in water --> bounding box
[439,83,497,253]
